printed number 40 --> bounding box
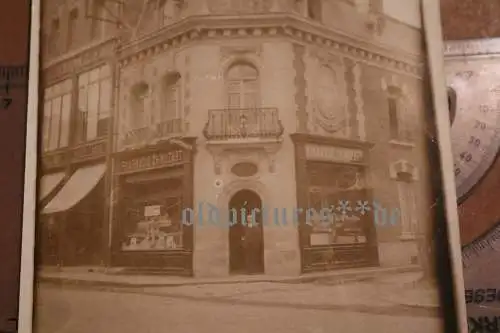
[1,97,12,109]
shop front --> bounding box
[40,161,108,266]
[111,139,195,275]
[291,134,379,272]
[37,159,68,266]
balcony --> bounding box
[121,118,185,149]
[203,108,284,142]
[389,128,416,148]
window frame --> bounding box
[76,65,113,143]
[42,79,73,152]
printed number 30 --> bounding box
[1,97,12,109]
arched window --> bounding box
[130,82,149,128]
[226,62,259,109]
[161,72,181,121]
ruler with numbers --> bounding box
[444,38,500,332]
[0,0,32,331]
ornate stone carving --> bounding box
[309,49,348,135]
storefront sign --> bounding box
[118,150,184,173]
[42,150,68,170]
[305,144,363,164]
[71,140,107,162]
[144,205,161,217]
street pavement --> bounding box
[34,275,444,333]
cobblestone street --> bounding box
[34,276,443,333]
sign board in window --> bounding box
[144,205,161,217]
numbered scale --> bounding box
[444,38,500,332]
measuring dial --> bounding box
[444,38,500,332]
[444,39,500,203]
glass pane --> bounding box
[99,65,111,79]
[59,94,71,147]
[78,86,87,112]
[87,82,100,140]
[42,101,51,151]
[227,64,258,79]
[63,79,72,92]
[99,79,112,119]
[228,93,240,109]
[243,92,257,109]
[89,68,100,83]
[49,97,61,150]
[78,72,89,87]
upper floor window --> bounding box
[307,0,322,21]
[42,79,73,152]
[76,65,112,143]
[226,62,259,109]
[161,73,181,121]
[90,0,106,40]
[48,18,60,57]
[68,9,79,49]
[130,82,149,129]
[386,85,413,142]
[158,0,181,26]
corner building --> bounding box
[110,0,433,277]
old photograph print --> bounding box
[34,0,457,332]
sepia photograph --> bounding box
[26,0,465,332]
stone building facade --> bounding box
[38,0,434,277]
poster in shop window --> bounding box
[17,0,468,332]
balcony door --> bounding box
[226,63,260,136]
[227,63,259,109]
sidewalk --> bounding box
[37,265,421,288]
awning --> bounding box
[39,172,65,201]
[42,164,106,215]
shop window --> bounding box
[121,177,184,251]
[306,163,368,246]
[307,0,322,21]
[226,62,260,109]
[76,65,112,143]
[129,82,149,129]
[68,8,79,49]
[396,171,418,239]
[42,79,73,152]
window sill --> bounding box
[399,234,416,241]
[389,139,415,148]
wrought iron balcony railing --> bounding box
[121,118,184,148]
[203,107,284,141]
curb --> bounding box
[37,265,422,289]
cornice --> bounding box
[117,14,424,78]
[43,38,118,69]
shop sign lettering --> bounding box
[119,150,183,173]
[305,144,363,163]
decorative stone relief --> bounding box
[309,48,348,136]
[389,160,419,181]
[220,46,262,63]
[352,63,365,140]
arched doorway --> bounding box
[228,189,264,274]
